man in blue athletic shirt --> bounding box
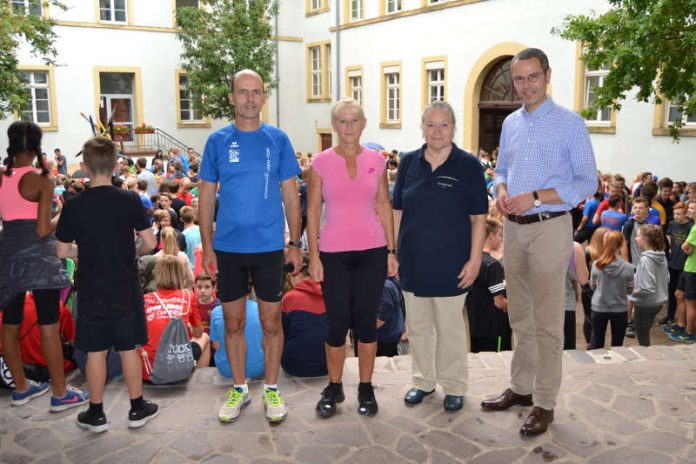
[199,69,302,424]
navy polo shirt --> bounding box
[392,144,488,297]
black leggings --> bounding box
[563,311,576,350]
[589,311,627,349]
[320,247,387,347]
[2,289,60,325]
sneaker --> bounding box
[357,384,378,416]
[77,410,109,433]
[128,400,159,428]
[218,387,250,423]
[263,388,287,423]
[50,386,89,412]
[625,326,635,338]
[316,383,345,418]
[657,316,674,326]
[668,332,696,343]
[663,325,686,335]
[11,380,50,406]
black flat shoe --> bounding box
[443,395,464,412]
[316,383,345,418]
[357,383,378,416]
[404,387,435,405]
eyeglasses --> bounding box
[512,72,544,85]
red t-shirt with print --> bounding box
[140,289,200,381]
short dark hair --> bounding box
[82,137,117,176]
[512,48,550,72]
[136,157,147,169]
[195,273,215,286]
[641,183,657,201]
[608,193,622,208]
[633,196,649,207]
[137,179,148,191]
[658,177,673,189]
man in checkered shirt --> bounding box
[481,48,597,438]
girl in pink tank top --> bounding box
[0,121,86,408]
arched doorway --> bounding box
[477,57,521,154]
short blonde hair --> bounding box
[330,97,364,122]
[154,254,186,290]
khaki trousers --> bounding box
[404,292,468,396]
[504,214,572,410]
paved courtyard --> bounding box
[1,345,695,464]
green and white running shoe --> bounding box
[263,388,287,423]
[218,387,250,423]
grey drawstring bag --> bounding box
[147,292,195,384]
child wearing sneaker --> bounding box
[0,121,88,411]
[676,202,696,343]
[629,225,669,346]
[56,137,159,433]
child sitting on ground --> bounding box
[141,255,210,381]
[56,136,159,433]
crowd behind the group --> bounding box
[4,142,694,392]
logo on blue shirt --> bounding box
[228,141,240,163]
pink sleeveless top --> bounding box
[312,147,387,252]
[0,166,40,221]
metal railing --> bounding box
[117,128,200,160]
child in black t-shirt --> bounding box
[56,137,159,433]
[466,218,511,353]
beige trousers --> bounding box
[504,214,572,410]
[404,292,468,396]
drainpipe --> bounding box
[275,11,280,127]
[335,0,340,100]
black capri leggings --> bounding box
[3,289,60,325]
[320,246,387,347]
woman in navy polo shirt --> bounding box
[393,101,488,412]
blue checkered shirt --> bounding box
[494,97,597,213]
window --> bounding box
[386,73,400,122]
[666,97,696,126]
[386,0,401,13]
[176,0,199,8]
[310,46,322,98]
[12,0,41,16]
[574,43,616,134]
[428,68,445,103]
[584,67,611,124]
[350,0,363,21]
[19,71,52,126]
[306,41,331,102]
[381,62,401,127]
[422,57,447,110]
[177,74,204,123]
[306,0,328,14]
[100,0,127,23]
[346,66,363,106]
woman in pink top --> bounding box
[0,121,87,410]
[307,98,397,418]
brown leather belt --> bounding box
[507,211,568,225]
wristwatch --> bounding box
[287,240,302,249]
[532,191,542,208]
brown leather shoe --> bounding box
[519,406,554,437]
[480,388,533,411]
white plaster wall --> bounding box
[2,0,694,180]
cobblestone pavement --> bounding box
[1,345,695,464]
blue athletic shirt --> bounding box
[199,123,300,253]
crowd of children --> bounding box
[2,120,695,435]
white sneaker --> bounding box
[218,387,250,423]
[263,388,287,423]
